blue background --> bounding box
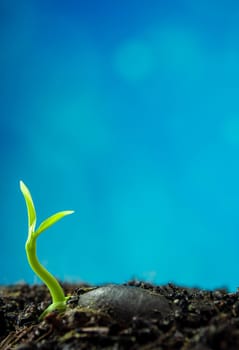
[1,0,239,291]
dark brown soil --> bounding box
[1,280,239,350]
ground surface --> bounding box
[1,280,239,349]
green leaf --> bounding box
[20,180,37,233]
[35,210,74,237]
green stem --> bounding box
[25,237,67,314]
[25,238,65,302]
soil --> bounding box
[1,280,239,350]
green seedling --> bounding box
[20,180,74,320]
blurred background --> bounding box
[1,0,239,291]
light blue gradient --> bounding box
[1,0,239,291]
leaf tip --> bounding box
[19,180,27,192]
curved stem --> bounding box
[25,237,66,304]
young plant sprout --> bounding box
[20,180,74,320]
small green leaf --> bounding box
[20,180,37,233]
[35,210,74,236]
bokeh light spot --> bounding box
[114,39,154,81]
[223,117,239,145]
[149,24,205,79]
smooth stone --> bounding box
[77,284,172,324]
